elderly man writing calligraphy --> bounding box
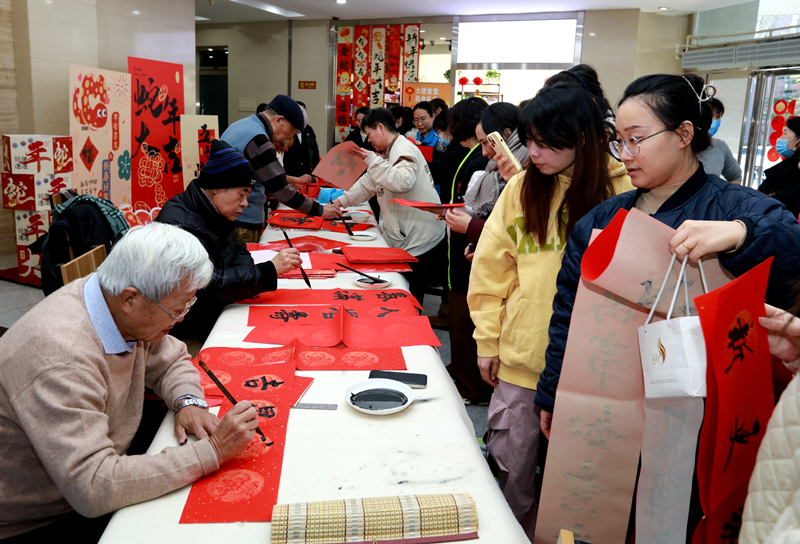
[156,140,302,343]
[0,223,258,542]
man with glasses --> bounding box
[221,94,342,244]
[0,223,260,542]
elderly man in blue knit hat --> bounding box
[222,94,342,243]
[156,140,302,342]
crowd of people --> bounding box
[2,64,800,544]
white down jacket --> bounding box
[741,373,800,543]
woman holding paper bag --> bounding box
[467,83,632,535]
[536,73,800,539]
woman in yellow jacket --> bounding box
[467,82,633,536]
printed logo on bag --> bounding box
[652,337,666,365]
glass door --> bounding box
[740,68,800,188]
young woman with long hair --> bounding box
[467,83,632,536]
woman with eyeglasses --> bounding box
[413,102,438,148]
[467,83,632,537]
[156,140,302,343]
[534,73,800,538]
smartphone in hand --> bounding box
[487,131,522,176]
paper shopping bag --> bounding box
[638,255,708,399]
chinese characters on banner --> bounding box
[403,24,420,84]
[128,57,184,222]
[14,210,51,286]
[402,83,452,107]
[312,141,367,190]
[179,115,219,187]
[385,25,403,96]
[369,26,386,108]
[68,66,131,206]
[352,26,371,110]
[334,27,354,143]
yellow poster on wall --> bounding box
[401,82,452,107]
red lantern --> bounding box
[458,77,469,86]
[472,77,483,86]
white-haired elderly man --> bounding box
[0,223,258,542]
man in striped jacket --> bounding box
[221,94,341,242]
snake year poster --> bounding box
[68,65,131,208]
[128,57,184,222]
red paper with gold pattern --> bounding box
[386,25,403,93]
[295,345,406,371]
[352,26,371,109]
[128,57,184,217]
[693,258,774,542]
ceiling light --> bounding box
[132,10,140,14]
[589,32,595,36]
[439,37,445,40]
[229,0,304,17]
[225,51,228,54]
[658,6,669,10]
[195,16,210,21]
[336,0,346,3]
[196,102,201,107]
[576,24,583,28]
[420,30,425,33]
[209,55,213,58]
[208,48,213,51]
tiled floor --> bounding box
[0,254,45,330]
[0,258,489,439]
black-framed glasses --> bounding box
[144,293,197,322]
[609,129,670,159]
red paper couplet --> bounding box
[240,288,422,313]
[294,345,407,371]
[266,214,325,230]
[693,258,775,541]
[340,246,418,264]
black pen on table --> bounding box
[282,230,311,289]
[198,359,269,445]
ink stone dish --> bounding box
[348,211,371,223]
[349,232,377,242]
[353,274,391,289]
[345,378,415,416]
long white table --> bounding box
[100,208,528,543]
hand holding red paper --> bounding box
[312,141,368,190]
[345,146,372,160]
[670,219,746,262]
[760,303,800,372]
[208,400,259,465]
[445,208,472,234]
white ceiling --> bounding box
[195,0,756,24]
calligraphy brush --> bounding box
[282,230,312,289]
[198,359,269,446]
[335,262,387,284]
[340,220,356,237]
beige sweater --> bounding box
[0,277,219,538]
[335,135,446,257]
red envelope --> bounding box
[340,246,418,264]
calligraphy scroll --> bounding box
[335,27,354,143]
[128,57,184,221]
[402,24,420,84]
[352,26,371,109]
[535,209,730,543]
[179,115,218,187]
[239,288,421,313]
[386,25,403,95]
[693,258,774,543]
[369,26,386,108]
[312,141,367,189]
[69,65,131,206]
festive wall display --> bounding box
[352,26,371,110]
[2,172,35,210]
[2,135,53,175]
[335,27,354,143]
[402,82,452,107]
[69,66,131,205]
[179,115,218,187]
[128,57,184,222]
[34,173,72,211]
[14,210,50,286]
[402,24,420,84]
[369,26,386,108]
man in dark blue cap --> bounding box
[222,94,341,243]
[156,140,302,341]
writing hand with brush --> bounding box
[271,248,302,276]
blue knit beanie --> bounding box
[197,140,256,189]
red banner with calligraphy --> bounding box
[386,25,403,95]
[128,57,184,221]
[335,27,354,143]
[352,26,371,111]
[369,26,387,108]
[402,24,420,84]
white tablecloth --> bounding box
[100,208,528,543]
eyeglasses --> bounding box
[144,293,197,322]
[413,117,429,125]
[609,129,670,160]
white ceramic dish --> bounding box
[349,232,377,242]
[345,378,415,416]
[353,274,392,289]
[347,211,371,223]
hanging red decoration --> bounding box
[458,77,469,86]
[472,77,483,86]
